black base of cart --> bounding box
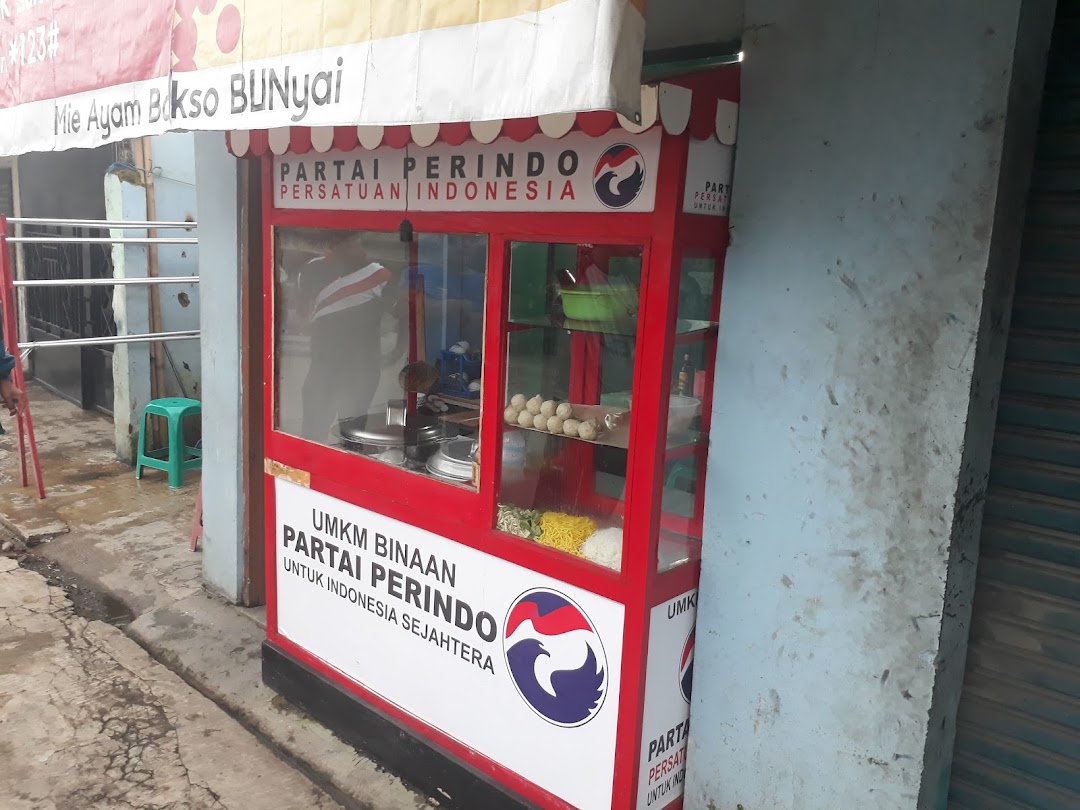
[262,642,532,810]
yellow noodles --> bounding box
[538,512,597,557]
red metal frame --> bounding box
[258,82,734,809]
[0,218,45,500]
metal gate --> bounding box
[947,5,1080,808]
[23,224,117,413]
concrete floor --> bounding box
[0,557,343,810]
[0,389,202,615]
[0,387,432,810]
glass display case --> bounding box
[259,64,738,810]
[494,242,720,576]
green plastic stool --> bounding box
[135,398,203,489]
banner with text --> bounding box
[683,138,734,217]
[0,0,646,155]
[637,589,697,809]
[274,479,625,810]
[274,129,662,214]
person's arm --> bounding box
[0,308,25,416]
[383,269,413,365]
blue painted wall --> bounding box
[686,1,1056,808]
[149,133,200,400]
[193,132,244,602]
[106,133,200,462]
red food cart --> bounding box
[234,65,739,810]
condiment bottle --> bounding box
[676,354,694,396]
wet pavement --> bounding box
[0,386,433,810]
[0,556,344,810]
[19,554,135,627]
[0,386,202,616]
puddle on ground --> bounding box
[271,694,309,718]
[17,555,135,627]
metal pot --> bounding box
[426,437,478,481]
[335,412,450,462]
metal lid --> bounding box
[337,412,446,447]
[426,437,477,480]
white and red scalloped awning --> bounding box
[228,82,740,156]
[0,0,648,156]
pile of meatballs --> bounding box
[503,394,601,441]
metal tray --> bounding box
[425,437,477,480]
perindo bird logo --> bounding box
[679,628,695,704]
[592,144,646,209]
[503,589,608,727]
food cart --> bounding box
[235,65,739,810]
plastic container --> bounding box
[501,430,527,484]
[601,392,701,434]
[558,282,638,321]
[439,349,482,398]
[667,395,701,434]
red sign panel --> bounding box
[0,0,171,106]
[0,0,172,152]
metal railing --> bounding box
[15,276,200,287]
[5,216,200,352]
[16,330,201,350]
[11,217,196,229]
[8,237,198,245]
[0,216,203,498]
[0,215,202,499]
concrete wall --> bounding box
[193,132,245,603]
[105,176,152,464]
[645,1,743,49]
[107,133,201,461]
[18,146,114,219]
[686,2,1056,809]
[148,134,200,400]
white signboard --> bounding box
[273,129,662,214]
[683,138,734,217]
[637,590,697,810]
[274,479,624,810]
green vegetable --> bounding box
[497,504,542,540]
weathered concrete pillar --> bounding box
[146,134,201,400]
[105,174,151,464]
[687,1,1056,808]
[193,132,245,603]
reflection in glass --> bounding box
[275,227,487,488]
[656,256,719,571]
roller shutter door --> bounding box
[947,5,1080,809]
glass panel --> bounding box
[657,256,719,572]
[275,227,488,489]
[496,242,643,572]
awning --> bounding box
[0,0,648,156]
[226,79,742,156]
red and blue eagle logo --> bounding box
[680,628,695,704]
[503,589,608,727]
[592,144,646,209]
